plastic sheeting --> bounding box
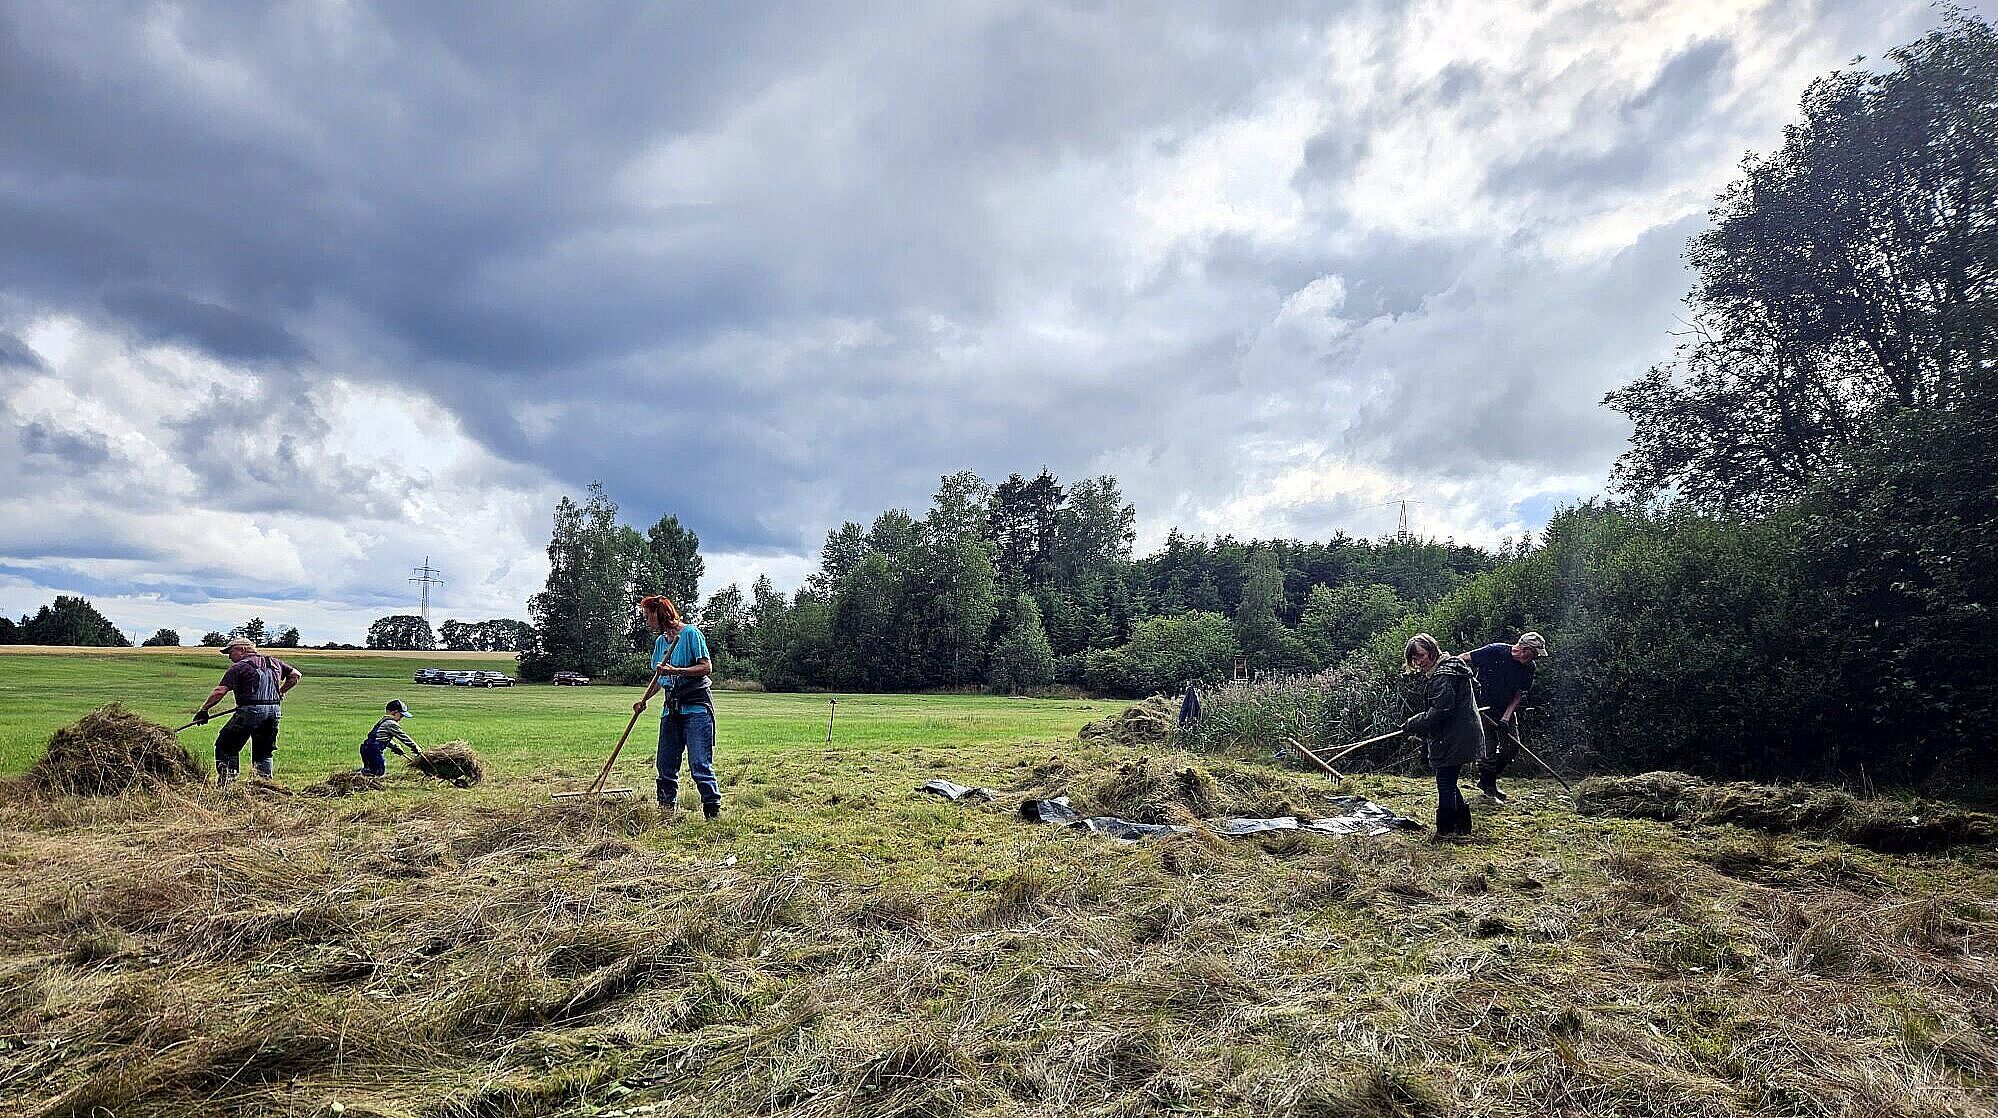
[1015,793,1421,841]
[915,779,994,802]
[1300,795,1425,837]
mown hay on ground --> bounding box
[1084,754,1222,824]
[5,750,1998,1118]
[300,770,387,797]
[1573,771,1703,821]
[25,703,202,796]
[409,742,486,787]
[1078,694,1178,747]
[1576,771,1998,852]
[1069,751,1325,824]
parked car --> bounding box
[469,670,515,688]
[448,670,476,686]
[552,671,591,686]
[413,667,449,684]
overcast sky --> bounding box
[1,0,1980,643]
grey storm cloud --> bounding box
[19,419,112,469]
[0,0,1967,599]
[0,332,48,372]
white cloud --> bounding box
[1,316,561,641]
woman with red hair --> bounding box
[633,594,719,818]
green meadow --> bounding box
[0,648,1118,780]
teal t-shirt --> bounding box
[651,625,710,713]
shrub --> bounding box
[1177,666,1402,759]
[1081,611,1236,698]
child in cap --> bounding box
[361,699,418,777]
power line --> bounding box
[409,557,445,626]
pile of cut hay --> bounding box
[408,742,485,787]
[1083,754,1223,825]
[1576,771,1997,853]
[1077,694,1178,747]
[1052,751,1325,825]
[1573,770,1702,821]
[300,771,387,797]
[26,703,202,795]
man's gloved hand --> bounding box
[193,709,210,726]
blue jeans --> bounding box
[657,709,719,810]
[360,739,389,777]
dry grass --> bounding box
[0,747,1994,1118]
[1076,694,1179,747]
[24,703,202,796]
[1577,772,1998,852]
[409,741,487,787]
[299,770,388,797]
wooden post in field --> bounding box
[826,697,837,744]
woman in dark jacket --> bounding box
[1403,633,1484,838]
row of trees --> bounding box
[360,616,535,652]
[0,600,316,650]
[0,601,324,649]
[517,469,1498,694]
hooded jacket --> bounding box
[1404,657,1485,769]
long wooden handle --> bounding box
[1285,737,1344,780]
[1323,726,1406,764]
[173,706,237,733]
[589,707,644,795]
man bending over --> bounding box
[1460,631,1546,802]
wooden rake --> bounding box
[1285,726,1407,781]
[554,663,674,799]
[1478,706,1572,791]
[552,706,641,799]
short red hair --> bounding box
[639,595,682,629]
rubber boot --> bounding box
[216,765,235,790]
[254,758,274,780]
[1453,801,1474,836]
[703,802,721,821]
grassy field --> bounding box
[0,649,1118,782]
[2,652,1995,1117]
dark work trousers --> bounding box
[216,706,281,778]
[1479,715,1522,789]
[360,738,390,777]
[1434,763,1472,835]
[657,708,720,812]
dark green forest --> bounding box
[515,470,1498,696]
